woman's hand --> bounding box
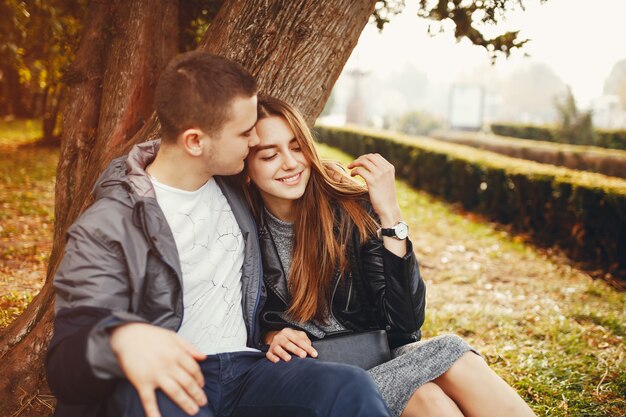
[265,328,318,363]
[348,153,401,227]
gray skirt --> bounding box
[367,334,475,417]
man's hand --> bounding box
[110,323,208,417]
[265,328,317,363]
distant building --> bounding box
[448,84,484,131]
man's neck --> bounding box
[147,146,211,191]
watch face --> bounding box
[395,222,408,239]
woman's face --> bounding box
[246,115,311,216]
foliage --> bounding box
[371,0,406,30]
[596,129,626,150]
[315,125,626,278]
[0,291,34,329]
[0,0,86,141]
[491,123,555,141]
[0,117,42,146]
[0,0,548,144]
[491,123,626,151]
[0,119,57,330]
[431,130,626,179]
[416,0,548,58]
[554,87,596,146]
[385,110,443,136]
[372,0,544,58]
[178,0,223,51]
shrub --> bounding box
[315,125,626,276]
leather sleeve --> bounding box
[357,235,426,336]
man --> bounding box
[46,51,391,417]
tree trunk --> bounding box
[198,0,376,126]
[41,84,63,145]
[2,65,33,118]
[0,1,377,415]
[0,0,179,414]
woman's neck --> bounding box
[262,199,296,223]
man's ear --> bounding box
[180,128,204,156]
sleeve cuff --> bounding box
[87,312,148,379]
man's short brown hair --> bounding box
[155,51,257,141]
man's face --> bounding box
[202,95,259,176]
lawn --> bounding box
[319,144,625,417]
[0,119,57,327]
[0,119,624,416]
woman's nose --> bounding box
[282,151,298,169]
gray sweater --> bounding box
[264,208,346,338]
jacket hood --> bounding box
[92,140,161,206]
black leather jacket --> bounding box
[259,206,426,349]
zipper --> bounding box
[344,272,353,311]
[250,219,264,348]
[264,222,290,306]
[328,272,343,326]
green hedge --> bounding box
[596,129,626,150]
[491,123,626,151]
[429,130,626,179]
[491,123,555,142]
[314,125,626,276]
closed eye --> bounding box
[261,154,278,161]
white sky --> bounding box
[345,0,626,109]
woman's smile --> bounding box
[277,171,303,185]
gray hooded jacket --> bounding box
[46,140,265,415]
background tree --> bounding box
[0,1,542,415]
[388,110,444,135]
[554,87,595,145]
[0,0,85,142]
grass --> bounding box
[0,122,624,415]
[0,119,57,328]
[0,118,43,146]
[318,143,626,417]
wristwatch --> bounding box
[376,221,409,240]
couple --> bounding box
[46,51,535,417]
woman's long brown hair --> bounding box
[242,96,378,323]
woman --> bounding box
[241,96,536,417]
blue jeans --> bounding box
[108,350,391,417]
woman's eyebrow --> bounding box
[256,138,297,151]
[255,144,278,151]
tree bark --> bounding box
[198,0,376,126]
[0,0,179,415]
[41,84,63,145]
[0,1,377,415]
